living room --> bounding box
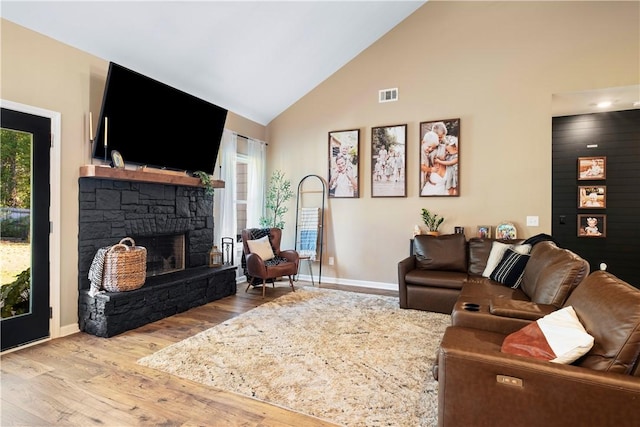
[1,1,639,424]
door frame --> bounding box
[1,99,61,350]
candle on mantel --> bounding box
[104,117,108,148]
[89,112,93,141]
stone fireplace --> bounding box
[77,166,235,337]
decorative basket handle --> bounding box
[119,237,136,247]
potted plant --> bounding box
[259,170,294,229]
[421,208,444,236]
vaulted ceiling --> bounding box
[2,1,426,125]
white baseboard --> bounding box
[60,323,80,337]
[295,274,398,292]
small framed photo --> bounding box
[371,124,406,197]
[477,225,492,239]
[578,186,606,209]
[111,150,124,169]
[419,118,460,197]
[328,129,359,198]
[578,156,606,180]
[578,214,606,238]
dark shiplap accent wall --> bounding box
[552,109,640,288]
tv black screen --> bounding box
[93,62,228,175]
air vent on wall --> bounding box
[379,88,398,103]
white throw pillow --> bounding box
[482,241,531,277]
[501,306,594,364]
[247,235,275,261]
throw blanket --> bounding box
[298,207,319,260]
[88,246,109,297]
[241,228,289,286]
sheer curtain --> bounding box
[214,129,237,247]
[246,137,266,227]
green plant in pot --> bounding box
[259,170,294,229]
[421,208,444,236]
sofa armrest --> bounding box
[489,298,557,321]
[398,256,416,308]
[438,326,640,427]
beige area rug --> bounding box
[137,286,450,426]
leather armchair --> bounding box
[241,228,299,298]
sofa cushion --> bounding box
[489,249,530,288]
[565,271,640,375]
[501,306,594,364]
[482,241,531,277]
[519,241,589,307]
[414,233,467,272]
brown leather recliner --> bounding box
[436,270,640,427]
[241,228,299,298]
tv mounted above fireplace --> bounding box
[93,62,228,175]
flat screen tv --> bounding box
[93,62,228,175]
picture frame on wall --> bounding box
[578,214,606,238]
[578,156,606,180]
[371,124,407,197]
[328,129,360,198]
[419,118,460,197]
[578,185,606,209]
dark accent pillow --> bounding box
[414,233,467,272]
[522,233,558,246]
[490,248,530,288]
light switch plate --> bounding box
[526,216,539,226]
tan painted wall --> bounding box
[1,19,265,330]
[266,1,639,286]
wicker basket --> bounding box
[101,237,147,292]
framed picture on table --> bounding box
[328,129,360,198]
[371,124,406,198]
[419,118,460,197]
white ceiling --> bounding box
[3,1,638,124]
[2,0,426,125]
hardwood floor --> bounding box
[1,281,398,426]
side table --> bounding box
[296,255,315,286]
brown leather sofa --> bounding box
[398,234,589,322]
[436,270,640,427]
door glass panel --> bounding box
[1,128,32,319]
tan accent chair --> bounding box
[241,228,299,298]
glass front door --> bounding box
[1,107,50,351]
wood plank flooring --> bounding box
[1,281,398,426]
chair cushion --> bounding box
[501,306,594,364]
[414,233,466,272]
[565,271,640,374]
[247,235,275,261]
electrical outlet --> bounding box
[328,257,335,265]
[526,216,539,226]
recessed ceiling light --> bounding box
[597,101,612,108]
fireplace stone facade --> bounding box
[77,175,236,337]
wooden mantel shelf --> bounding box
[79,165,224,188]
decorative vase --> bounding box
[426,231,440,237]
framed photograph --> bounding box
[578,185,606,209]
[477,225,492,239]
[419,118,460,197]
[496,222,517,240]
[111,150,124,169]
[578,156,606,180]
[328,129,359,198]
[371,124,406,197]
[578,214,606,238]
